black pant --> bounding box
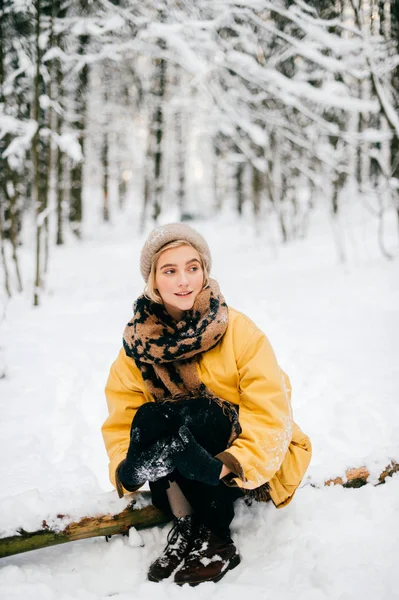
[132,397,243,541]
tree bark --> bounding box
[43,0,57,275]
[102,83,110,222]
[213,141,223,213]
[236,162,244,216]
[176,108,186,220]
[324,460,398,488]
[0,8,10,298]
[0,491,170,560]
[151,19,167,223]
[8,181,23,292]
[69,31,89,238]
[140,125,152,233]
[252,165,262,222]
[0,201,11,298]
[32,0,43,307]
[55,50,64,245]
[389,0,399,234]
[0,6,22,295]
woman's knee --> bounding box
[132,401,177,442]
[177,397,233,453]
[132,402,168,434]
[133,402,157,425]
[178,397,230,429]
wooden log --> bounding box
[1,461,397,560]
[324,460,399,488]
[0,491,171,560]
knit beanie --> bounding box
[140,223,212,282]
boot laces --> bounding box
[164,516,193,557]
[187,524,211,559]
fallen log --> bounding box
[1,461,398,560]
[0,491,171,560]
[324,460,399,488]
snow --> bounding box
[1,201,399,598]
[0,118,37,168]
[127,527,144,548]
[371,72,399,137]
[53,132,84,162]
[226,51,379,112]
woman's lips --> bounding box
[174,291,192,297]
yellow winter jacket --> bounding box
[102,307,312,508]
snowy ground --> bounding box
[1,203,398,599]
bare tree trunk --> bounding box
[1,177,22,296]
[102,84,110,222]
[55,129,64,245]
[140,124,152,233]
[0,7,10,299]
[152,26,167,222]
[270,133,287,242]
[102,136,110,222]
[43,0,57,274]
[118,176,127,211]
[141,39,167,228]
[356,79,367,191]
[388,0,399,235]
[8,182,23,292]
[0,201,11,298]
[330,171,347,263]
[176,109,186,220]
[213,142,223,213]
[33,0,43,307]
[55,53,64,245]
[69,33,89,238]
[0,8,21,295]
[254,167,262,221]
[236,163,244,216]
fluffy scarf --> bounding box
[123,278,241,447]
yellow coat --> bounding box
[102,307,312,508]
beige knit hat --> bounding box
[140,223,212,282]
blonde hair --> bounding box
[144,240,210,304]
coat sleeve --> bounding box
[101,348,149,495]
[216,328,293,490]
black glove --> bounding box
[175,425,223,486]
[118,428,182,489]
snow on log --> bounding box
[0,491,171,560]
[1,462,397,560]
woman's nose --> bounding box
[177,271,189,286]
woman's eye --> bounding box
[189,266,198,272]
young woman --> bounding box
[102,222,311,586]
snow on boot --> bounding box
[174,524,240,586]
[147,515,197,582]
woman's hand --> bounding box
[175,426,225,486]
[119,428,182,488]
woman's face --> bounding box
[155,244,204,320]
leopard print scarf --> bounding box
[123,278,241,446]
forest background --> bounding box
[1,0,399,308]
